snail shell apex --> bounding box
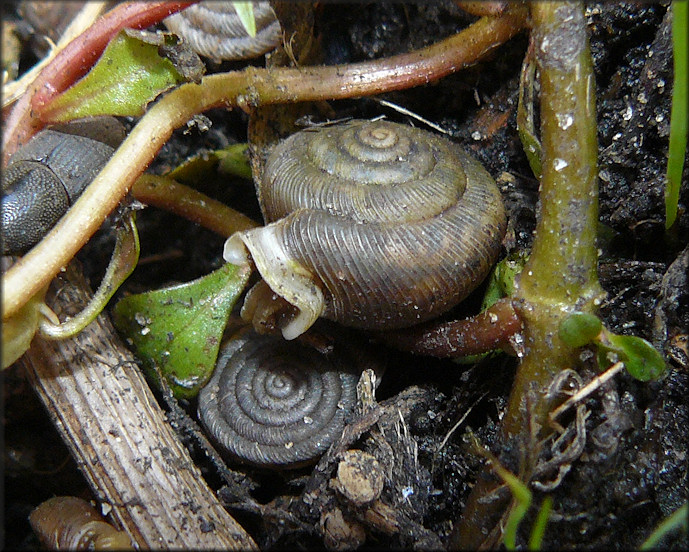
[224,120,507,339]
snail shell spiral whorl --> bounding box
[164,1,280,61]
[224,119,507,339]
[198,333,359,467]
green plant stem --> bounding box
[450,3,603,548]
[39,212,139,340]
[507,0,603,438]
[2,7,527,321]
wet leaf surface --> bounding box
[112,262,250,398]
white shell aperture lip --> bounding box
[223,222,325,340]
[223,233,250,265]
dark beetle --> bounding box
[1,116,126,255]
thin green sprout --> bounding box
[639,502,688,550]
[528,497,552,551]
[666,0,688,230]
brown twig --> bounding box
[21,263,257,549]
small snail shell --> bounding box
[224,119,507,339]
[198,331,359,468]
[1,116,125,255]
[29,496,133,550]
[164,1,281,61]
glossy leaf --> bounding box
[112,263,251,398]
[559,312,602,347]
[42,30,185,123]
[606,333,666,382]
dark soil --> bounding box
[3,1,687,550]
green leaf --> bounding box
[480,253,527,311]
[640,502,688,550]
[469,433,531,550]
[42,31,185,123]
[559,312,603,347]
[233,2,257,37]
[112,263,251,398]
[168,143,252,184]
[606,334,666,382]
[217,143,253,179]
[528,496,552,551]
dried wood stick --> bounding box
[19,263,256,550]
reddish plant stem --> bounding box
[376,299,522,357]
[246,6,526,103]
[131,174,259,237]
[2,1,195,163]
[2,7,527,321]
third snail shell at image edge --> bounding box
[224,119,508,339]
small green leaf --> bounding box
[606,334,666,382]
[217,143,253,180]
[528,496,552,551]
[480,253,527,311]
[559,312,603,347]
[517,54,542,179]
[112,263,251,398]
[468,433,531,550]
[233,2,257,37]
[640,502,688,550]
[42,31,185,123]
[168,143,252,184]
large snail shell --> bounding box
[198,332,359,467]
[224,119,507,339]
[1,118,124,255]
[164,1,281,61]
